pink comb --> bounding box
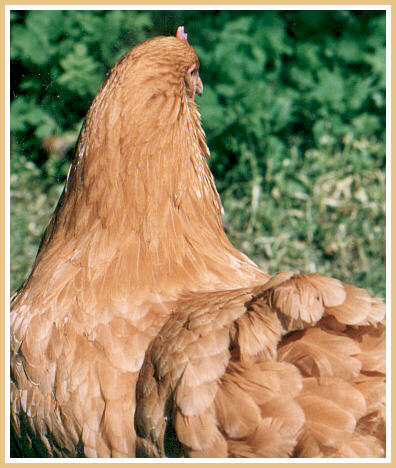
[176,26,188,41]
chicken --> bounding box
[10,26,386,459]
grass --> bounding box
[221,136,386,299]
[10,152,63,293]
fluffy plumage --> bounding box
[11,27,385,458]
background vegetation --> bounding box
[10,10,386,298]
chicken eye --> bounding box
[187,63,198,75]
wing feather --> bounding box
[136,273,385,458]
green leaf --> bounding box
[336,35,364,63]
[199,85,226,137]
[352,113,381,135]
[58,43,102,97]
[11,96,59,137]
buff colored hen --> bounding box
[11,27,386,459]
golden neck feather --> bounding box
[24,41,264,300]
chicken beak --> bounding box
[195,75,203,97]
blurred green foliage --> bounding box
[10,10,386,298]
